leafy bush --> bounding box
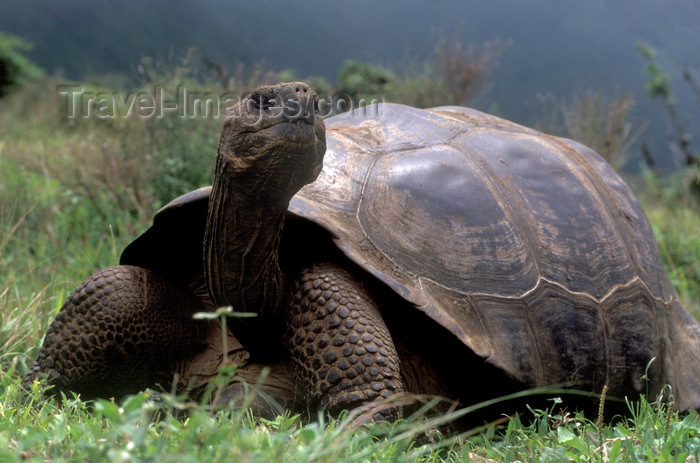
[637,43,699,174]
[0,32,44,97]
[337,60,396,103]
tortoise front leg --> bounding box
[23,265,211,400]
[285,262,404,421]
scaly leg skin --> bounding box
[286,262,404,421]
[23,265,211,400]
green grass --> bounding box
[2,375,699,461]
[3,380,461,462]
[1,78,699,462]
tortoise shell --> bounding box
[122,103,700,409]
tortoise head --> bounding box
[216,82,327,203]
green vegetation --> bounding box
[336,40,505,109]
[0,32,44,97]
[1,48,699,461]
[637,42,699,175]
[638,172,700,317]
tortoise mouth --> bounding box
[227,100,324,147]
[253,118,321,144]
[254,117,313,130]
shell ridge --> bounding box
[417,273,673,389]
[417,273,673,307]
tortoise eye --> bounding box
[250,93,275,111]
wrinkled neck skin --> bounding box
[204,152,290,315]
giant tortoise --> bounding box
[24,82,700,420]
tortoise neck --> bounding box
[203,155,289,314]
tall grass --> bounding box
[535,90,641,170]
[1,69,699,461]
[0,76,217,369]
